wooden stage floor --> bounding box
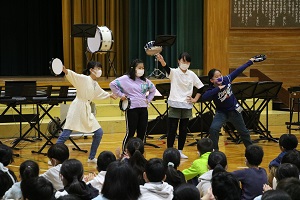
[1,125,299,179]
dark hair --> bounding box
[57,194,82,200]
[211,172,241,200]
[279,134,298,151]
[0,144,13,166]
[20,160,39,180]
[82,61,102,75]
[60,159,89,198]
[145,158,166,182]
[209,151,228,175]
[281,150,300,171]
[277,177,300,200]
[97,151,116,172]
[101,161,141,200]
[262,190,292,200]
[21,176,53,200]
[173,183,200,200]
[245,145,264,166]
[178,52,191,62]
[126,137,147,184]
[47,143,69,164]
[275,163,299,182]
[208,68,221,86]
[163,148,185,188]
[127,59,146,81]
[0,170,17,198]
[197,138,214,155]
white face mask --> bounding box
[179,63,190,71]
[136,69,144,77]
[92,69,102,78]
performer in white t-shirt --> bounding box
[157,53,204,159]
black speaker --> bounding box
[188,112,214,133]
[146,115,168,135]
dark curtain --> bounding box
[0,0,63,76]
[129,0,203,75]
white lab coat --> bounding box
[64,70,110,133]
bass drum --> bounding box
[87,26,114,53]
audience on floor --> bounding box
[1,134,300,200]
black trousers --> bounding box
[122,107,148,151]
[167,117,189,150]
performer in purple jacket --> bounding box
[202,57,257,150]
[110,59,156,151]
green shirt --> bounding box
[182,152,211,180]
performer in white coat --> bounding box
[56,61,116,163]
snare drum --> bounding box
[119,98,131,111]
[49,58,63,76]
[87,26,114,53]
[144,41,162,56]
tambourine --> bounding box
[49,58,63,76]
[144,41,162,56]
[119,98,131,111]
[253,54,266,62]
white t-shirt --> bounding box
[167,68,204,109]
[40,164,64,190]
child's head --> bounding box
[208,151,227,175]
[21,176,53,200]
[96,151,116,172]
[126,137,144,156]
[163,148,181,169]
[245,145,264,166]
[0,144,13,166]
[208,68,222,86]
[211,172,241,200]
[281,150,300,171]
[102,161,140,200]
[144,158,166,182]
[262,190,292,200]
[275,163,299,182]
[279,134,298,151]
[47,143,69,166]
[173,183,200,200]
[197,138,214,155]
[20,160,39,180]
[60,159,83,186]
[277,177,300,200]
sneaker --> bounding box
[179,150,188,159]
[87,158,97,163]
[48,160,52,166]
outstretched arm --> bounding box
[228,58,255,81]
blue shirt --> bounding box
[202,60,253,112]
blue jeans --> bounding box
[56,128,103,159]
[209,110,252,150]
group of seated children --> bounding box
[1,133,300,200]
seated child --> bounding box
[162,148,186,189]
[3,160,39,200]
[268,133,298,186]
[41,143,69,190]
[139,158,174,200]
[182,138,213,185]
[85,151,116,192]
[21,176,54,200]
[231,144,267,200]
[197,151,227,197]
[0,144,17,198]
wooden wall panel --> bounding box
[204,0,300,89]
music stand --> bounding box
[148,35,176,79]
[71,24,97,65]
[224,82,258,143]
[250,81,282,142]
[145,83,171,147]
